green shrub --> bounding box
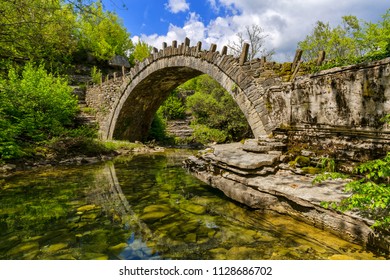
[190,124,227,144]
[91,66,102,84]
[315,114,390,230]
[159,91,186,120]
[147,110,171,142]
[0,63,78,160]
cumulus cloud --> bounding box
[138,0,388,61]
[165,0,190,14]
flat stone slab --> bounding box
[248,170,351,204]
[205,143,279,170]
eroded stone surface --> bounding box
[184,142,390,253]
[205,143,280,170]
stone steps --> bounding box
[166,118,193,138]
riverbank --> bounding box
[0,139,166,177]
[184,141,390,255]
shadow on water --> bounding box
[0,150,387,260]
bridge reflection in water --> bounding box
[83,152,383,260]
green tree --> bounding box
[158,91,186,120]
[0,63,78,160]
[76,1,133,61]
[0,0,78,71]
[298,10,390,66]
[132,40,152,62]
[184,75,251,143]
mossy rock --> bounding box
[301,167,322,175]
[278,62,292,76]
[291,155,311,167]
[77,204,97,212]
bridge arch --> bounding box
[89,40,273,141]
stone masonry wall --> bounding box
[259,58,390,161]
[86,38,389,159]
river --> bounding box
[0,149,386,260]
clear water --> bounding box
[0,150,387,260]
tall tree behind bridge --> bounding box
[228,24,274,60]
[298,10,390,64]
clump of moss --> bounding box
[289,155,311,168]
[301,167,322,175]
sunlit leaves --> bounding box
[0,63,78,160]
[298,9,390,65]
[77,2,133,61]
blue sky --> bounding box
[102,0,389,61]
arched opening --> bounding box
[112,67,202,141]
[107,55,267,142]
[150,74,253,144]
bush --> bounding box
[190,124,227,144]
[186,88,251,142]
[317,115,390,231]
[0,63,78,160]
[158,91,186,120]
[91,66,102,84]
[147,110,172,143]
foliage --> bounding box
[76,1,133,61]
[91,66,102,84]
[132,40,152,63]
[298,10,390,69]
[320,157,337,173]
[312,172,349,184]
[158,91,186,120]
[189,124,227,144]
[147,110,171,143]
[336,153,390,229]
[100,140,143,151]
[316,115,390,230]
[0,63,78,160]
[0,0,78,71]
[183,75,251,143]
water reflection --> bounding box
[0,151,387,260]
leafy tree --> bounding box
[132,40,152,63]
[184,75,252,143]
[158,91,186,120]
[0,0,78,70]
[298,10,390,65]
[0,63,78,160]
[76,1,133,61]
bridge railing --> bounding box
[89,37,332,89]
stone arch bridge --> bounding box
[86,38,390,160]
[86,39,274,141]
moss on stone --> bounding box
[301,167,322,175]
[290,155,311,167]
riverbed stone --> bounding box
[226,246,260,259]
[209,248,228,260]
[42,243,69,254]
[184,233,197,243]
[141,205,173,221]
[205,143,280,170]
[181,203,206,215]
[7,241,39,257]
[77,204,97,212]
[108,242,127,254]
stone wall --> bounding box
[259,58,390,161]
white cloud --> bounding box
[138,0,389,61]
[165,0,190,14]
